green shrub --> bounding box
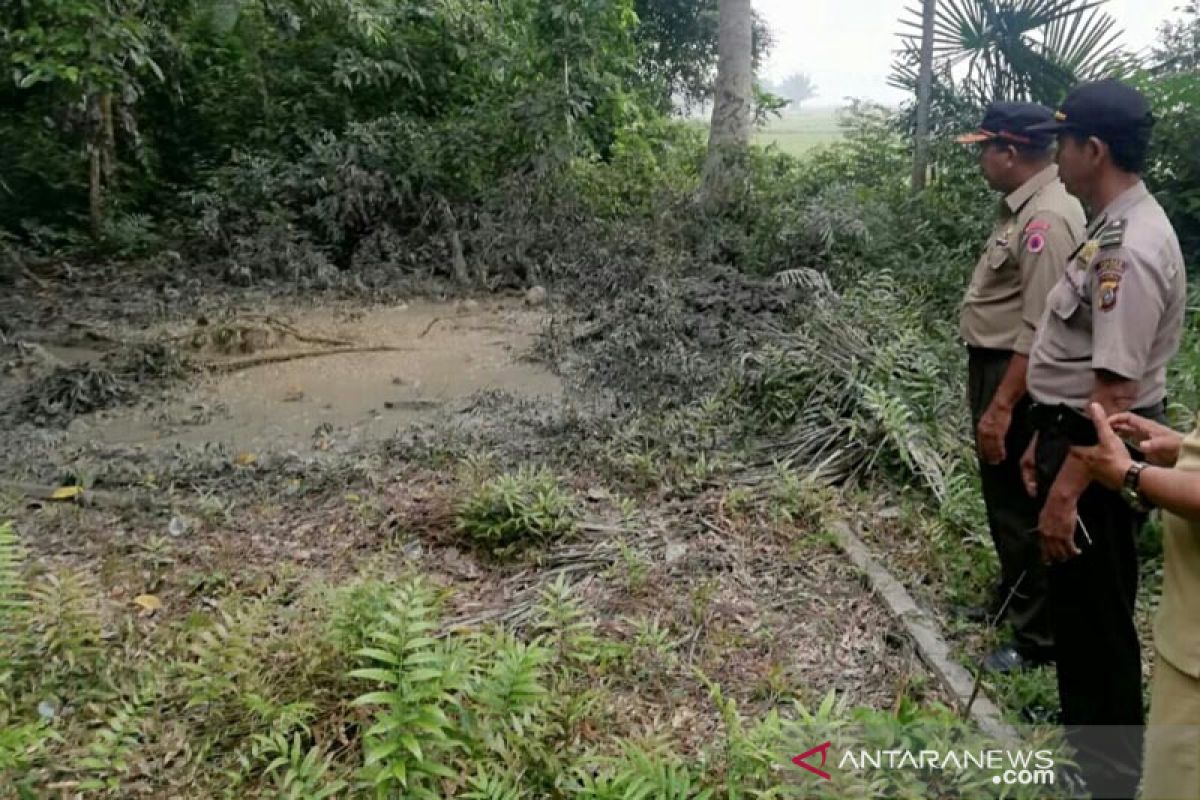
[349,579,472,796]
[565,116,705,220]
[456,468,579,559]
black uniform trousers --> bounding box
[967,347,1053,652]
[1034,407,1163,800]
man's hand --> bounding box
[1109,411,1184,468]
[977,403,1012,465]
[1071,403,1135,491]
[1021,433,1039,497]
[1039,490,1083,564]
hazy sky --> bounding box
[755,0,1188,106]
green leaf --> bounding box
[366,718,402,737]
[355,647,402,665]
[419,760,458,779]
[348,668,400,684]
[351,691,397,707]
[400,734,423,762]
[402,651,443,666]
[365,738,403,766]
[403,636,438,651]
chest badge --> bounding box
[1076,239,1100,267]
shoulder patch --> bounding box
[1097,219,1126,249]
[1095,257,1125,279]
[1025,219,1051,234]
[1096,257,1125,312]
[1026,233,1046,254]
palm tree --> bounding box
[891,0,1126,107]
[912,0,936,193]
[700,0,753,212]
[778,72,818,110]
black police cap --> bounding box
[1027,79,1153,142]
[956,102,1056,148]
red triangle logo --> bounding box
[792,741,833,780]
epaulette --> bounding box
[1097,218,1125,249]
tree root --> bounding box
[418,317,443,338]
[237,314,356,347]
[200,345,407,374]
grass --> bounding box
[685,107,844,158]
[754,108,843,156]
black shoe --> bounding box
[982,645,1053,674]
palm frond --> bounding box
[891,0,1128,105]
[773,268,834,296]
[0,521,27,632]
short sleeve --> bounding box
[1091,250,1164,380]
[1014,214,1077,355]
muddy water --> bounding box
[68,300,561,452]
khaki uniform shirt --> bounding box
[1027,181,1186,409]
[960,165,1086,354]
[1156,425,1200,678]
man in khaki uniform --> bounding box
[1022,79,1186,798]
[1073,406,1200,799]
[956,102,1086,673]
[1143,423,1200,800]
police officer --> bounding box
[1023,79,1186,798]
[956,103,1086,673]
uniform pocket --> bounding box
[1041,281,1091,362]
[987,246,1011,271]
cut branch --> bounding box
[200,346,407,374]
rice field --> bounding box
[753,107,843,155]
[686,106,844,158]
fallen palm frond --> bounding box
[11,343,190,426]
[773,267,836,297]
[729,273,982,528]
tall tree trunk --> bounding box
[100,92,116,188]
[85,92,112,238]
[440,198,469,286]
[911,0,936,193]
[87,94,104,238]
[700,0,753,212]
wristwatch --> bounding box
[1122,462,1152,512]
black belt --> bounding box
[1028,402,1065,433]
[1029,402,1163,457]
[1029,401,1165,430]
[966,345,1015,359]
